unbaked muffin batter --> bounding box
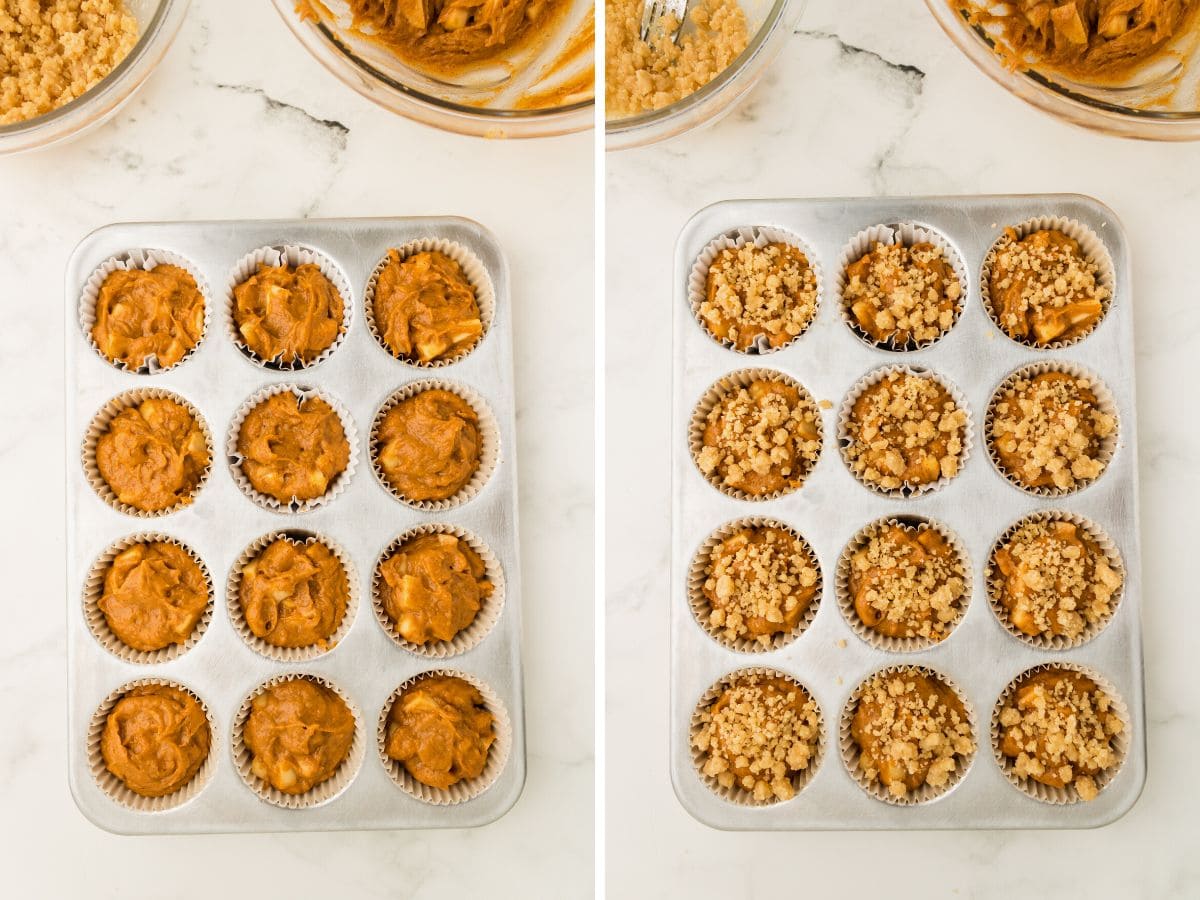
[239,537,350,649]
[244,678,355,794]
[101,684,210,798]
[237,392,351,503]
[95,397,210,512]
[372,250,484,364]
[91,265,205,371]
[98,541,209,652]
[385,675,495,790]
[375,389,483,502]
[233,263,344,365]
[378,532,493,644]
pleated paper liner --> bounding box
[376,669,512,805]
[83,532,214,664]
[224,244,353,371]
[835,515,971,653]
[839,665,977,806]
[226,382,360,514]
[687,517,822,653]
[990,662,1131,805]
[87,678,216,812]
[687,225,824,355]
[837,364,974,499]
[79,248,211,375]
[980,216,1116,351]
[984,360,1119,498]
[985,510,1125,651]
[369,379,500,512]
[834,222,968,352]
[371,523,505,658]
[226,530,359,663]
[83,387,215,518]
[687,368,825,502]
[231,673,365,810]
[364,237,496,369]
[688,667,825,806]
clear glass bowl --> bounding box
[925,0,1200,140]
[0,0,190,156]
[271,0,594,139]
[606,0,802,150]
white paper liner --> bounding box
[369,379,500,511]
[835,223,968,352]
[83,532,214,665]
[226,531,359,663]
[991,663,1131,805]
[985,511,1125,651]
[835,516,971,653]
[87,678,216,812]
[687,368,825,502]
[980,216,1116,351]
[232,673,365,809]
[689,667,825,806]
[79,248,210,374]
[840,665,977,806]
[687,226,824,355]
[984,360,1119,497]
[371,524,505,658]
[377,669,512,805]
[83,388,215,518]
[687,517,822,653]
[225,244,353,371]
[226,383,360,514]
[364,238,496,368]
[837,364,974,499]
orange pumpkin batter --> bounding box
[385,675,495,790]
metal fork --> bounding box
[640,0,689,42]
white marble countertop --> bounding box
[607,0,1200,895]
[0,1,593,896]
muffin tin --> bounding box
[671,195,1145,829]
[66,217,525,833]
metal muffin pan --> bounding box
[65,217,525,834]
[671,195,1145,829]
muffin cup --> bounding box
[835,223,968,352]
[83,532,214,664]
[688,226,824,354]
[88,678,217,812]
[231,673,365,809]
[364,238,496,368]
[835,516,971,653]
[991,662,1131,805]
[226,531,360,663]
[227,383,360,514]
[986,511,1125,650]
[687,517,822,653]
[225,244,353,371]
[80,248,210,375]
[985,360,1119,497]
[689,667,825,806]
[371,524,505,658]
[980,216,1115,351]
[837,364,974,499]
[688,368,825,502]
[83,388,215,518]
[377,669,512,805]
[370,379,500,511]
[840,665,977,806]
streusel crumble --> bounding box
[843,241,961,348]
[701,242,818,351]
[693,672,821,803]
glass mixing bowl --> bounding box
[605,0,802,150]
[925,0,1200,140]
[271,0,594,139]
[0,0,190,156]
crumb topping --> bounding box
[990,371,1114,491]
[844,241,961,347]
[989,229,1108,346]
[844,371,967,491]
[850,670,975,799]
[849,524,966,642]
[698,378,822,497]
[702,242,818,351]
[693,674,821,803]
[998,669,1123,801]
[702,526,819,646]
[992,518,1121,640]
